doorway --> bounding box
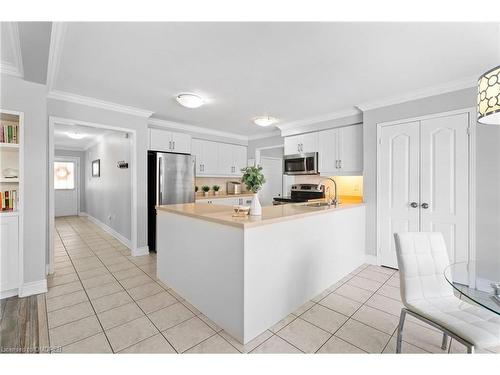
[260,157,283,206]
[54,157,80,217]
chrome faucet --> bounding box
[317,177,338,207]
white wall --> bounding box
[85,132,132,241]
[0,74,47,285]
[247,135,284,159]
[55,149,86,212]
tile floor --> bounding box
[46,216,499,354]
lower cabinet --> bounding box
[196,196,253,206]
[0,215,19,296]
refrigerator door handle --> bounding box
[157,155,163,206]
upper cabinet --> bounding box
[284,132,318,155]
[192,139,247,177]
[149,128,192,154]
[318,124,363,175]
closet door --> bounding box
[378,121,420,268]
[420,113,469,264]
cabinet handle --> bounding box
[172,141,175,149]
[338,160,342,169]
[421,203,429,209]
[169,141,172,149]
[335,160,339,169]
[410,202,418,208]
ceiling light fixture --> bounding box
[66,131,86,140]
[478,65,500,125]
[253,116,279,127]
[176,93,204,108]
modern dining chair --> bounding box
[393,232,500,353]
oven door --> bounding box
[283,153,318,175]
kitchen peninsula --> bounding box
[156,202,366,344]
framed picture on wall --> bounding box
[92,159,100,177]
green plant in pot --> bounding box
[195,186,199,193]
[241,166,266,216]
[201,185,210,197]
[212,185,220,196]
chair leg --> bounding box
[467,345,475,354]
[396,309,407,353]
[441,333,448,350]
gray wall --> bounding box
[85,133,132,241]
[48,99,149,251]
[1,74,47,284]
[261,146,284,158]
[54,149,86,212]
[247,135,284,159]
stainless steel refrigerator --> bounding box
[147,151,195,251]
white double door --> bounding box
[378,112,470,268]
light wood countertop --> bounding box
[156,201,365,228]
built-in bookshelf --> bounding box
[0,111,21,214]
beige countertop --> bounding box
[195,192,254,200]
[156,201,365,228]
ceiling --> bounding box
[54,123,124,150]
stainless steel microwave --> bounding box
[283,152,319,175]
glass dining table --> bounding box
[444,262,500,315]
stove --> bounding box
[273,183,325,205]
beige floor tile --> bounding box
[277,318,331,353]
[91,290,134,313]
[76,267,110,280]
[74,261,105,272]
[219,329,273,353]
[376,284,401,301]
[365,294,404,317]
[383,335,429,354]
[366,265,396,276]
[105,316,159,352]
[386,276,402,288]
[119,333,176,353]
[318,293,362,316]
[335,319,390,353]
[86,281,124,300]
[199,314,223,332]
[130,256,155,266]
[136,291,178,314]
[167,288,185,301]
[311,289,333,303]
[317,336,366,353]
[47,281,83,299]
[113,267,145,281]
[48,301,95,329]
[300,304,349,333]
[398,321,447,353]
[270,314,297,333]
[352,305,400,335]
[97,302,145,330]
[251,335,302,353]
[101,255,130,266]
[346,275,383,292]
[185,333,239,353]
[334,284,373,303]
[107,260,136,273]
[357,269,391,283]
[46,290,89,313]
[292,300,315,316]
[52,265,77,277]
[48,273,78,289]
[128,281,163,300]
[163,316,216,353]
[49,315,102,348]
[81,273,117,289]
[182,300,202,315]
[61,333,113,353]
[121,274,154,290]
[148,302,194,331]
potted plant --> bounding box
[201,185,210,197]
[241,166,265,216]
[213,185,220,196]
[195,186,199,194]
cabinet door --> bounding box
[233,145,247,176]
[191,139,204,175]
[217,143,234,175]
[202,140,219,175]
[171,132,192,154]
[215,197,239,206]
[300,132,319,154]
[338,124,363,174]
[284,135,302,155]
[318,128,339,174]
[149,128,173,152]
[0,216,19,292]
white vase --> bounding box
[250,193,262,216]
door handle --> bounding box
[410,202,418,208]
[421,203,429,209]
[172,141,175,150]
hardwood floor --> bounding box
[0,294,50,353]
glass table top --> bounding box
[444,262,500,316]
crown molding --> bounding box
[247,130,282,141]
[0,22,24,78]
[47,90,155,118]
[148,117,249,142]
[276,108,361,131]
[356,76,478,112]
[46,22,67,90]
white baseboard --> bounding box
[365,254,378,265]
[81,211,131,248]
[132,246,149,257]
[0,288,18,299]
[19,279,47,297]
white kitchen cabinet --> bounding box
[193,139,247,177]
[284,132,318,155]
[218,143,247,176]
[318,124,362,175]
[0,214,19,296]
[149,128,192,154]
[192,139,219,176]
[197,196,252,206]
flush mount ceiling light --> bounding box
[176,93,204,108]
[253,116,279,127]
[478,65,500,125]
[66,131,86,140]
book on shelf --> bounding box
[0,189,17,211]
[0,121,19,144]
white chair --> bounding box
[393,232,500,353]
